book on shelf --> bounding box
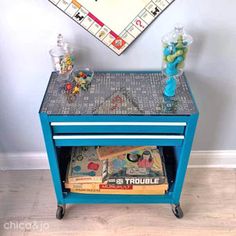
[97,146,156,160]
[66,147,107,184]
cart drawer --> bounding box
[51,122,186,134]
[53,134,184,147]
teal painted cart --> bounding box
[39,71,198,219]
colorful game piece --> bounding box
[176,35,185,49]
[164,76,177,97]
[165,56,184,76]
[65,82,76,103]
[66,82,73,91]
[166,50,184,63]
[64,69,94,103]
[73,69,94,91]
[72,86,80,94]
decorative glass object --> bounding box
[49,34,74,75]
[162,25,193,97]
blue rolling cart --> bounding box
[39,71,198,219]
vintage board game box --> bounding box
[65,182,167,191]
[103,147,168,186]
[70,184,168,195]
[65,182,101,190]
[66,147,107,183]
[97,146,156,160]
[71,186,167,195]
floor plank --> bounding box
[0,169,236,236]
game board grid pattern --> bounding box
[40,72,198,115]
[49,0,175,55]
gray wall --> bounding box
[0,0,235,153]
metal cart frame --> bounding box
[39,71,199,219]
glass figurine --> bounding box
[162,25,193,97]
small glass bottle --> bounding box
[49,34,74,75]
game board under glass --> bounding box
[40,71,198,116]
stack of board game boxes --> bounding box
[65,146,168,195]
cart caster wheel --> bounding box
[171,204,184,219]
[56,206,65,220]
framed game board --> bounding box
[49,0,175,55]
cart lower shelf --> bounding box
[55,145,182,219]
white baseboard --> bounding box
[189,150,236,168]
[0,153,49,170]
[0,151,236,170]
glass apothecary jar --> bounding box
[162,25,193,76]
[49,34,74,75]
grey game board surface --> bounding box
[40,71,198,116]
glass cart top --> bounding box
[40,71,198,116]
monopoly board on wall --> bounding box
[49,0,175,55]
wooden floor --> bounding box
[0,169,236,236]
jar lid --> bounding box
[162,24,193,46]
[49,34,73,57]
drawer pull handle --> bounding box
[53,135,185,140]
[51,122,187,126]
